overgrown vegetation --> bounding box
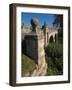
[22,54,36,76]
[45,43,63,75]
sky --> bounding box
[21,12,55,28]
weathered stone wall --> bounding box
[25,31,46,66]
[25,34,38,64]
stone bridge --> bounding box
[22,22,58,47]
[42,23,58,46]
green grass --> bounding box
[22,54,36,76]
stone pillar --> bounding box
[25,34,38,64]
[37,34,46,66]
[55,34,58,43]
[43,22,49,46]
[25,19,46,66]
[25,33,45,65]
[53,35,55,43]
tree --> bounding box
[53,15,63,30]
[53,15,63,42]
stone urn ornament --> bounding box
[31,18,39,32]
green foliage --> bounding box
[53,15,63,30]
[22,54,36,74]
[58,37,63,44]
[45,43,63,75]
[45,43,63,58]
[53,15,63,43]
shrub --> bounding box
[45,43,63,75]
[45,43,63,58]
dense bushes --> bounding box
[45,43,63,58]
[45,43,63,75]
